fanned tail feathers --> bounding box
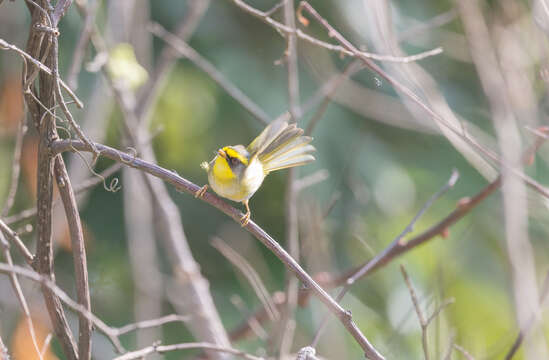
[247,117,315,174]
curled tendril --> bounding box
[65,141,121,194]
[106,177,121,193]
[116,146,138,165]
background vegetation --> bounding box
[1,0,549,359]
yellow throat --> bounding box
[212,154,235,183]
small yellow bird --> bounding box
[196,117,315,225]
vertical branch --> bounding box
[53,156,92,360]
[277,168,299,358]
[277,2,301,357]
[456,1,547,358]
[24,2,78,359]
[400,265,430,360]
[1,117,26,216]
[284,0,300,120]
[123,173,163,348]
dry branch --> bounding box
[113,342,264,360]
[51,139,385,360]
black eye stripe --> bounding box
[230,157,239,165]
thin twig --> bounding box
[453,344,475,360]
[230,295,269,340]
[52,35,98,159]
[0,261,194,355]
[0,262,123,352]
[304,60,364,136]
[1,119,27,216]
[400,265,430,360]
[148,22,270,125]
[231,0,444,63]
[3,162,122,225]
[135,0,210,124]
[113,342,265,360]
[326,130,547,291]
[229,292,286,341]
[0,37,83,108]
[0,232,43,360]
[277,1,301,356]
[51,139,385,360]
[312,170,459,347]
[296,1,549,201]
[284,0,300,120]
[211,237,280,321]
[504,269,549,359]
[67,0,99,88]
[0,219,34,264]
[115,314,190,336]
[426,298,455,327]
[52,0,73,26]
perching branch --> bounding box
[51,139,385,360]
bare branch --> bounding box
[51,138,385,360]
[277,2,301,356]
[148,22,270,125]
[3,162,122,225]
[230,295,269,340]
[135,0,210,123]
[453,344,475,360]
[312,170,458,347]
[52,0,73,26]
[211,237,280,321]
[230,0,443,63]
[505,269,549,359]
[0,232,42,359]
[1,119,27,216]
[53,156,92,360]
[284,0,300,120]
[304,60,364,136]
[67,0,99,88]
[400,265,429,360]
[115,314,190,337]
[113,342,265,360]
[23,5,79,355]
[0,219,34,263]
[0,37,83,108]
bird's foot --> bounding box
[240,211,251,227]
[195,184,208,199]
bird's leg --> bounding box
[240,199,251,226]
[195,184,208,198]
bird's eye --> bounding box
[231,157,239,165]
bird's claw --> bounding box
[195,185,208,199]
[240,212,251,227]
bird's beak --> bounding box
[217,149,227,159]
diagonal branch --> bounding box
[148,22,270,125]
[51,139,385,360]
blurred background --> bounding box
[2,0,549,359]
